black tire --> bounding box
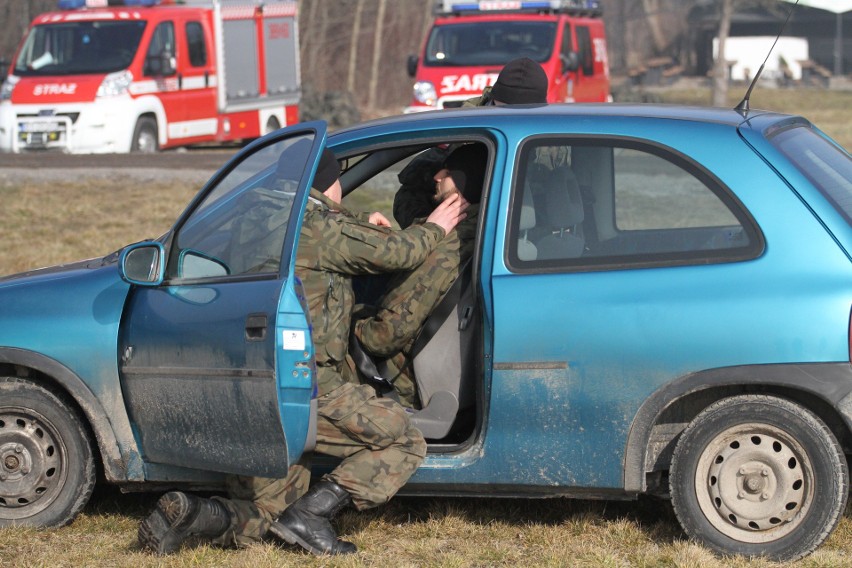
[131,117,158,153]
[669,394,848,561]
[0,377,96,527]
[265,115,281,134]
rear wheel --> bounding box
[265,116,281,135]
[131,117,158,153]
[0,377,95,527]
[669,395,847,561]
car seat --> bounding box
[517,189,537,261]
[349,261,476,440]
[535,167,585,260]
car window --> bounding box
[13,20,147,76]
[508,138,762,271]
[769,124,852,226]
[341,151,423,229]
[185,21,207,67]
[144,21,175,76]
[170,134,314,280]
[575,26,594,76]
[425,21,556,66]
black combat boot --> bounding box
[269,480,357,555]
[138,491,231,555]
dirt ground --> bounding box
[0,148,236,172]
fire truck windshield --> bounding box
[425,21,556,67]
[14,21,147,76]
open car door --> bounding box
[118,123,326,478]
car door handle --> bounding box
[245,313,267,341]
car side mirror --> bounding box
[406,54,418,78]
[145,51,176,76]
[160,52,176,76]
[561,52,579,74]
[119,242,164,286]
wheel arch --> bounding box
[0,347,130,483]
[129,94,167,146]
[624,363,852,493]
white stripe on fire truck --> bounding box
[129,75,218,96]
[167,118,218,140]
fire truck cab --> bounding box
[405,0,610,113]
[0,0,301,153]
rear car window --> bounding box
[770,125,852,225]
[507,138,763,272]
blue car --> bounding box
[1,104,851,561]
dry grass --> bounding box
[0,173,199,275]
[2,89,851,565]
[3,487,852,567]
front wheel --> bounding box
[0,377,96,527]
[131,117,158,153]
[670,394,848,561]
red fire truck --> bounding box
[0,0,300,153]
[405,0,610,113]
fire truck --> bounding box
[0,0,301,153]
[405,0,610,112]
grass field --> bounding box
[1,87,852,566]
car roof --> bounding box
[332,103,799,139]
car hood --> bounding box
[0,254,132,378]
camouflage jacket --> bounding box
[355,204,479,358]
[295,189,445,394]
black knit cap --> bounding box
[312,148,340,192]
[444,144,488,204]
[490,57,548,104]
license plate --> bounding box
[19,122,63,133]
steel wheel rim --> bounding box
[0,407,68,519]
[136,129,156,153]
[694,423,814,543]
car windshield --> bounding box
[425,21,556,66]
[770,125,852,225]
[14,20,146,76]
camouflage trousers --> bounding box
[213,381,426,547]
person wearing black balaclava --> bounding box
[393,58,547,229]
[353,143,488,408]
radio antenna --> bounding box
[735,0,799,114]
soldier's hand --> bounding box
[368,212,392,227]
[426,192,468,235]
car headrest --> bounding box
[520,188,536,231]
[543,167,584,227]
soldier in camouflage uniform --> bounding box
[139,148,467,556]
[394,57,547,229]
[354,143,488,408]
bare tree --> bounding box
[641,0,669,53]
[367,0,388,109]
[346,0,365,92]
[712,0,734,107]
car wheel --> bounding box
[0,377,95,527]
[265,116,281,134]
[131,117,158,153]
[669,394,848,561]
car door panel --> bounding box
[118,124,326,478]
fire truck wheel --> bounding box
[131,117,158,153]
[265,116,281,134]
